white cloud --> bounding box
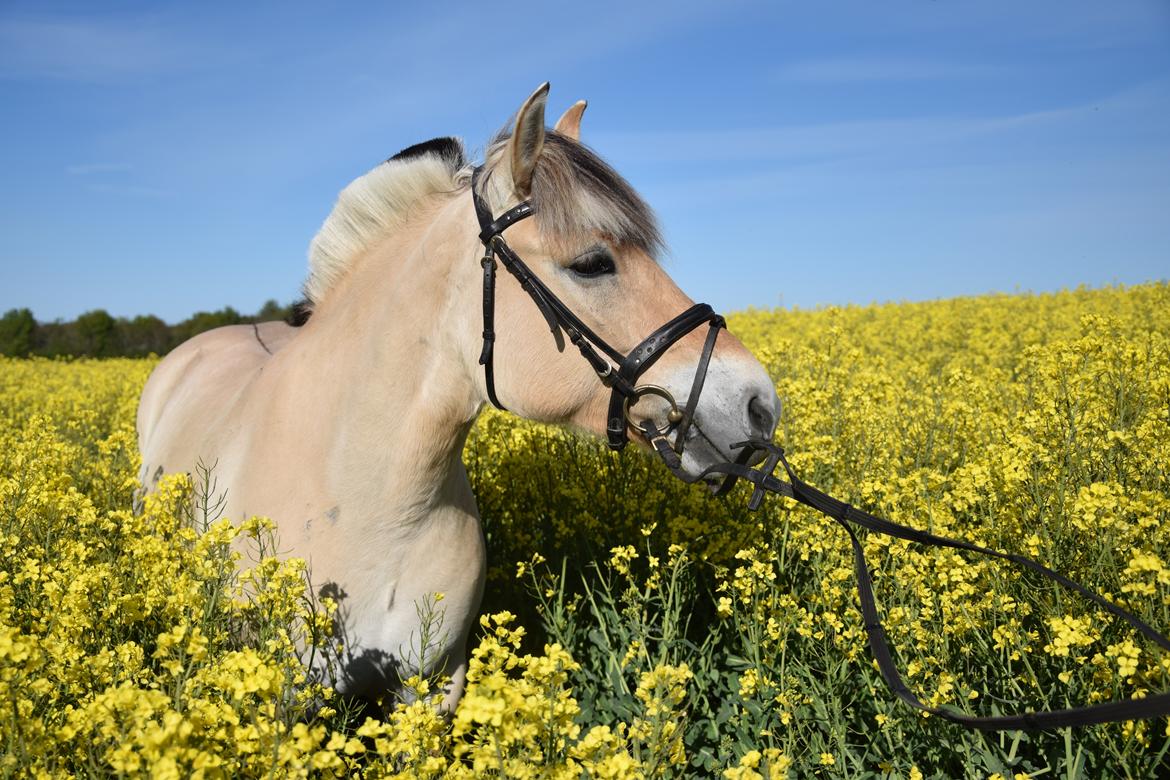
[595,79,1170,168]
[773,57,1002,83]
[0,15,196,82]
[85,182,170,198]
[66,163,132,176]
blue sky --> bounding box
[1,0,1168,323]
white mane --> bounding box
[305,151,466,304]
[305,131,661,306]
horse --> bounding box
[136,83,782,709]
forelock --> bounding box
[483,131,663,257]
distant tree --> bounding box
[34,321,74,357]
[0,308,36,356]
[120,314,171,356]
[74,309,118,357]
[256,299,291,322]
[4,300,302,358]
[172,307,243,344]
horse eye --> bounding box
[568,250,616,278]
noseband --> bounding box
[471,167,724,454]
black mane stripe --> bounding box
[386,137,466,170]
[287,299,313,327]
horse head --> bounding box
[452,83,780,480]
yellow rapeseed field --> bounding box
[2,283,1168,778]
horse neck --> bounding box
[292,204,483,529]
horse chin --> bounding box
[674,435,733,489]
[675,423,770,492]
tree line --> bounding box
[0,300,302,358]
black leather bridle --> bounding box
[468,166,1170,732]
[471,166,724,454]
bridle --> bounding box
[468,165,1170,732]
[471,166,725,455]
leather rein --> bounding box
[469,169,1170,732]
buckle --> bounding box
[595,363,615,386]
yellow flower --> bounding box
[5,282,1170,776]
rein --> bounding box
[654,434,1170,730]
[469,170,1170,732]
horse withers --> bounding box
[136,84,781,709]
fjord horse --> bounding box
[137,84,780,708]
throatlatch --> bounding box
[469,165,1170,732]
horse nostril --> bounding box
[747,395,775,437]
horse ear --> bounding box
[509,82,550,198]
[553,100,587,142]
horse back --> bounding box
[136,321,298,494]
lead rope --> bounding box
[648,437,1170,731]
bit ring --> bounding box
[623,384,684,429]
